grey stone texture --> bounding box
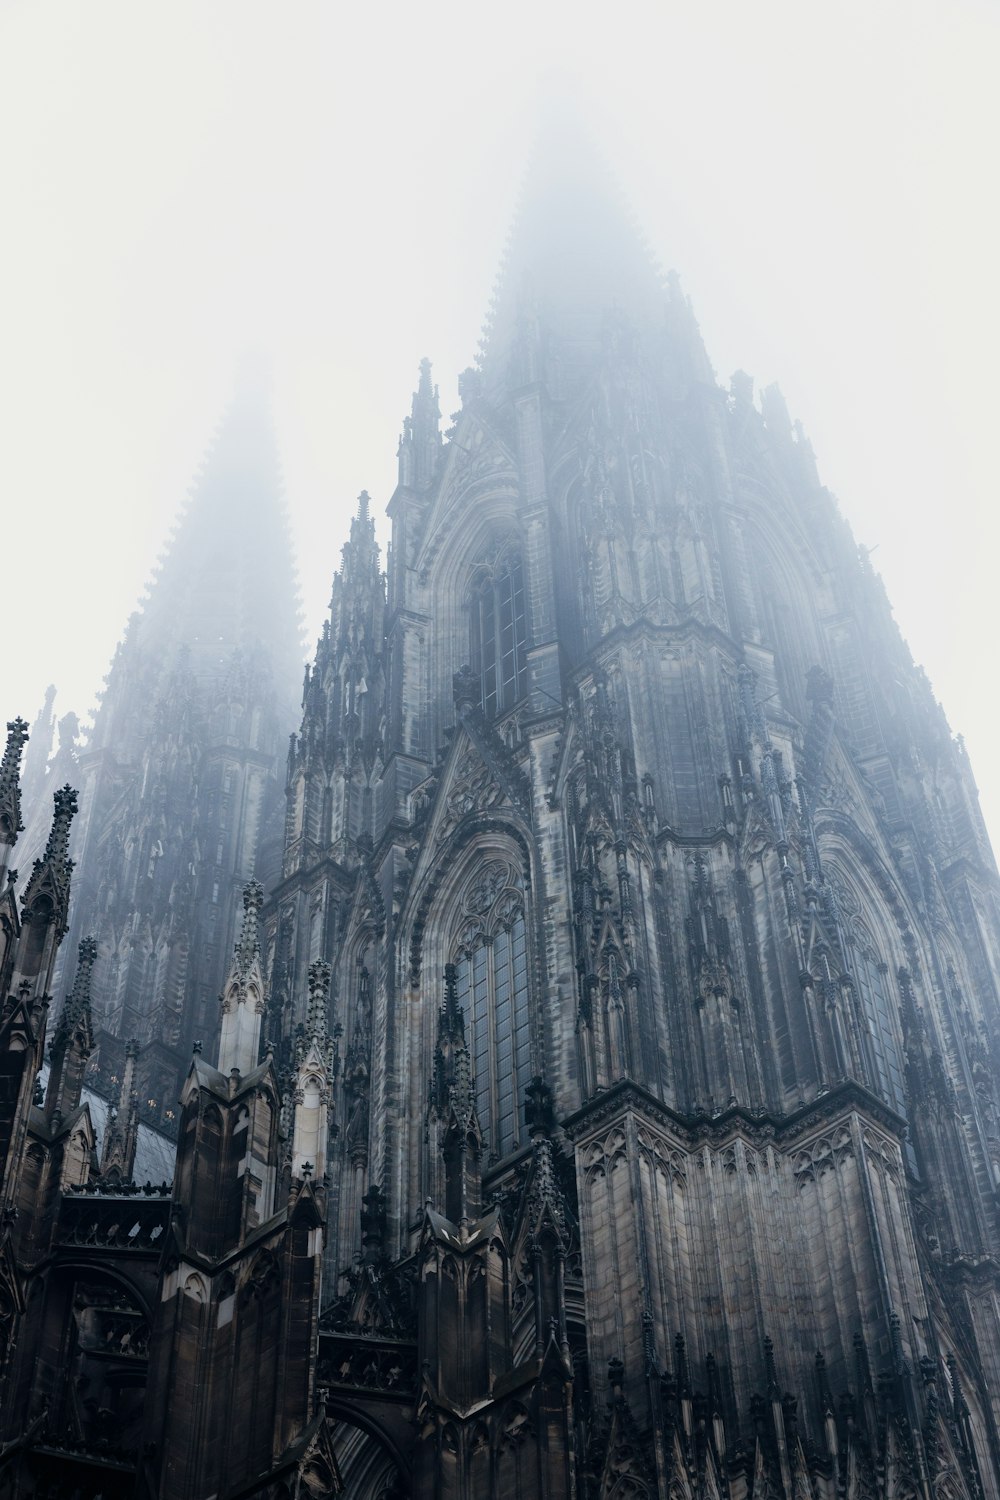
[1,138,999,1500]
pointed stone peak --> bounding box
[40,785,77,876]
[306,959,332,1045]
[218,881,267,1075]
[429,966,482,1223]
[0,717,29,845]
[345,491,377,560]
[100,1038,140,1183]
[328,492,382,623]
[58,936,97,1038]
[521,1127,570,1247]
[22,785,78,924]
[398,358,442,490]
[45,934,97,1123]
[290,960,335,1184]
[94,377,303,746]
[478,120,666,400]
[430,967,478,1129]
[231,878,264,987]
[439,962,466,1046]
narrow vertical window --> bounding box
[452,862,531,1157]
[853,942,906,1117]
[471,550,527,718]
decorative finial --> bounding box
[306,959,332,1043]
[56,936,98,1040]
[0,717,30,842]
[233,878,264,983]
[43,785,78,872]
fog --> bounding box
[2,2,998,834]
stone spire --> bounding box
[90,381,301,757]
[397,358,442,490]
[329,490,383,667]
[303,958,331,1048]
[0,719,29,995]
[431,963,482,1223]
[55,376,302,1110]
[45,936,96,1125]
[13,784,77,996]
[290,960,334,1182]
[477,120,665,402]
[99,1038,140,1183]
[0,717,29,858]
[284,489,385,879]
[217,878,266,1076]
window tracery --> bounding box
[823,873,908,1120]
[850,934,907,1118]
[450,859,531,1157]
[469,543,527,719]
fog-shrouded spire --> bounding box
[56,375,304,1123]
[283,488,385,881]
[93,375,302,754]
[397,357,442,490]
[477,116,667,401]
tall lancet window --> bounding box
[852,938,907,1118]
[451,860,532,1158]
[471,547,528,718]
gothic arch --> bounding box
[324,1398,411,1492]
[814,814,919,951]
[447,856,532,1158]
[32,1263,153,1460]
[398,827,542,1202]
[820,846,912,1123]
[421,498,526,746]
[45,1259,153,1323]
[406,812,536,988]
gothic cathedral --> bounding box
[2,143,999,1500]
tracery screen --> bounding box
[854,944,907,1117]
[473,552,527,718]
[454,912,531,1156]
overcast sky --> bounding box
[2,1,998,839]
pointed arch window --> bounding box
[852,940,906,1118]
[471,548,528,718]
[451,860,532,1157]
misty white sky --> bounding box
[1,2,998,838]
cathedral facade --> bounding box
[1,145,999,1500]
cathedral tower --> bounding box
[61,373,302,1126]
[269,136,1000,1497]
[0,134,998,1500]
